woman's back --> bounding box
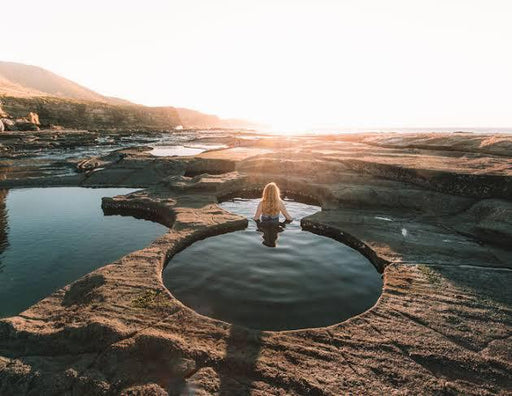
[253,183,293,222]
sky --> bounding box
[3,0,512,130]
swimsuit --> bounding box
[261,214,279,222]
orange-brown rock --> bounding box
[0,132,511,394]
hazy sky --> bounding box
[3,0,512,129]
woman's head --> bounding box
[261,182,281,215]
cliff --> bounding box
[0,95,181,131]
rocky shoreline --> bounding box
[0,131,511,395]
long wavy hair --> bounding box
[261,182,281,216]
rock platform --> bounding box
[0,132,511,395]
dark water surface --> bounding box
[0,187,167,317]
[163,198,382,330]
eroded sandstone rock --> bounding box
[0,132,511,394]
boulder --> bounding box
[1,118,16,131]
[6,113,42,131]
[27,112,40,125]
[14,119,39,131]
[0,119,4,132]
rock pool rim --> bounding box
[162,198,384,331]
[101,185,388,331]
[156,196,385,333]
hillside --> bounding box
[175,108,260,129]
[0,61,258,130]
[0,61,120,104]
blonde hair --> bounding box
[261,182,281,216]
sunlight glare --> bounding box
[2,0,512,130]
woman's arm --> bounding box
[280,200,293,221]
[253,201,262,221]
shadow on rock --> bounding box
[218,325,262,395]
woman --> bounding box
[253,182,293,222]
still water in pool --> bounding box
[0,188,167,317]
[163,198,382,330]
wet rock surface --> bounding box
[0,131,511,394]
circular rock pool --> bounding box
[163,198,382,330]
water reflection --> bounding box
[255,219,291,248]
